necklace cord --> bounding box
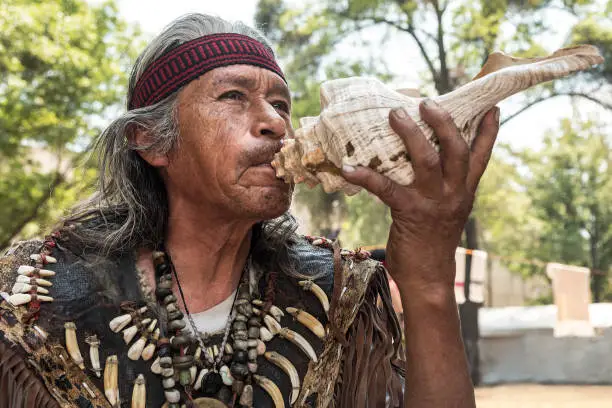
[167,252,245,320]
[165,250,248,369]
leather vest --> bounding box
[0,236,403,408]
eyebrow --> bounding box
[214,75,291,102]
[267,81,291,103]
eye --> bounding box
[218,90,245,101]
[272,100,290,114]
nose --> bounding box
[252,102,286,140]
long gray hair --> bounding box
[61,14,298,268]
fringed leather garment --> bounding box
[0,235,404,407]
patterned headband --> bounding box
[129,33,286,110]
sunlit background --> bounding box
[1,0,611,406]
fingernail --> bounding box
[342,164,356,173]
[421,98,437,108]
[494,107,500,122]
[391,107,408,119]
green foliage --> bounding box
[571,14,612,81]
[0,0,141,250]
[521,118,612,300]
[472,148,544,277]
[342,190,391,247]
[477,118,612,301]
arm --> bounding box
[396,263,471,407]
[343,99,500,407]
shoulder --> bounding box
[288,235,381,296]
[0,239,45,293]
[287,235,335,293]
[1,233,140,323]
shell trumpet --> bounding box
[272,45,604,194]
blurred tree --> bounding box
[516,117,612,302]
[472,148,543,271]
[474,115,612,303]
[0,0,141,250]
[255,0,611,248]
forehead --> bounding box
[196,65,290,99]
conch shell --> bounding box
[272,45,604,194]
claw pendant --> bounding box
[265,351,301,404]
[131,374,146,408]
[286,307,325,339]
[298,280,329,314]
[279,327,318,363]
[254,374,285,408]
[104,355,119,407]
[64,322,85,369]
[85,335,101,377]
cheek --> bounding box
[176,106,233,176]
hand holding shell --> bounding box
[272,45,604,194]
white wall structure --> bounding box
[479,303,612,384]
[485,259,551,307]
[455,247,467,304]
[546,263,594,337]
[455,247,488,304]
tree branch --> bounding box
[0,172,65,251]
[433,1,450,93]
[328,7,442,86]
[366,16,440,83]
[501,92,612,126]
[416,28,438,44]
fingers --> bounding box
[341,165,410,209]
[418,99,470,188]
[343,104,499,207]
[389,107,443,198]
[466,107,500,194]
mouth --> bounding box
[244,144,284,181]
[254,163,274,169]
[251,153,281,177]
[247,161,285,184]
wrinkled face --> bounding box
[166,65,294,221]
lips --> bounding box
[251,154,278,167]
[243,143,283,179]
[250,154,280,173]
[251,163,278,178]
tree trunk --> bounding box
[459,216,481,385]
[590,225,601,303]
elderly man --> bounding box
[0,13,499,408]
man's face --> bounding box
[165,64,294,221]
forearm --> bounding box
[398,263,475,408]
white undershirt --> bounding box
[184,261,256,335]
[188,289,236,335]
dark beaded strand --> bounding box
[152,249,266,407]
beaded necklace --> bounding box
[154,249,263,407]
[168,249,243,371]
[104,236,334,407]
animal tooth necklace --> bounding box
[155,248,263,407]
[168,250,243,371]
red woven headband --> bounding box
[129,33,286,110]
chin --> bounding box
[250,186,293,220]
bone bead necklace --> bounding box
[156,249,262,407]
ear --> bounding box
[130,128,169,167]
